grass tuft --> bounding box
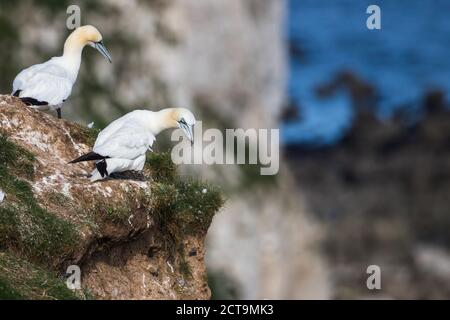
[67,124,100,147]
[150,177,223,277]
[146,152,224,275]
[0,252,79,300]
[0,134,78,266]
[150,178,224,237]
[145,152,177,181]
[0,134,35,179]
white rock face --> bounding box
[207,174,331,299]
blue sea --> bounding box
[284,0,450,145]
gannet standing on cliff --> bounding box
[12,25,112,119]
[69,108,196,182]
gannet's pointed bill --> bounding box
[172,109,196,145]
[93,41,112,63]
[179,119,194,144]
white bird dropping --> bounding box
[12,25,112,119]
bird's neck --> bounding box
[145,109,177,135]
[63,29,87,55]
[61,33,85,78]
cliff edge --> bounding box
[0,95,223,299]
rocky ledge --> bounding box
[0,95,224,300]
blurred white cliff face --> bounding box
[11,0,330,298]
[141,0,329,299]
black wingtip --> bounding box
[19,97,48,106]
[69,151,106,164]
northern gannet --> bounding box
[12,25,112,119]
[69,108,196,182]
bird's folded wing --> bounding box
[13,63,45,93]
[13,64,72,105]
[93,130,156,160]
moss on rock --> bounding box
[146,152,224,275]
[66,122,100,147]
[0,103,224,299]
[0,252,79,300]
[146,152,224,237]
[146,152,177,181]
[0,134,78,266]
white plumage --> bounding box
[94,111,156,159]
[12,25,111,118]
[90,111,157,181]
[70,108,196,182]
[13,57,76,110]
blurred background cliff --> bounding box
[1,0,449,299]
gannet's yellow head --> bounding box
[167,108,196,144]
[64,25,112,63]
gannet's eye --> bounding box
[179,118,187,125]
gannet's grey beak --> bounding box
[95,41,112,63]
[188,125,194,145]
[180,122,194,145]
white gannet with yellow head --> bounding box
[69,108,196,182]
[12,25,112,119]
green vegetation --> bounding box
[67,122,100,147]
[88,189,151,224]
[151,179,223,236]
[0,133,35,179]
[147,152,224,236]
[208,270,241,300]
[146,152,177,181]
[0,134,78,266]
[0,134,224,298]
[0,278,22,300]
[0,134,95,299]
[146,152,224,276]
[0,252,79,300]
[73,152,224,278]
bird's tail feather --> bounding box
[95,159,108,177]
[19,97,48,106]
[90,169,104,182]
[69,151,106,164]
[90,160,109,182]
